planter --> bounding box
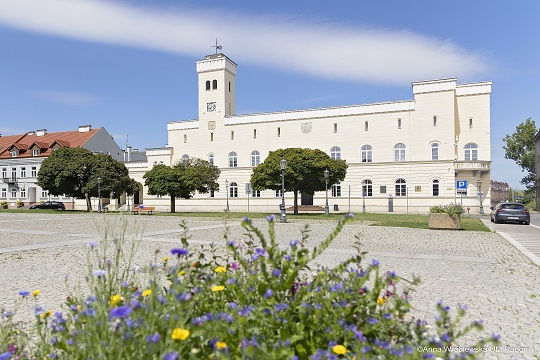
[428,213,461,230]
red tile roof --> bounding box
[0,128,101,159]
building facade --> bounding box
[490,180,509,206]
[534,130,540,211]
[0,125,142,209]
[127,53,492,214]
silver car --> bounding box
[490,202,530,225]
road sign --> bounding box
[456,180,467,189]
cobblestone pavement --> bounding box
[0,213,539,359]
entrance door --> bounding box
[301,193,313,205]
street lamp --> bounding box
[324,169,329,216]
[362,188,367,213]
[97,177,101,213]
[280,157,287,223]
[225,180,229,212]
[477,179,484,214]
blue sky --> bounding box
[1,0,538,189]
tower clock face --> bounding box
[207,102,216,112]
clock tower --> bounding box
[196,53,237,127]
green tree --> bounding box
[502,118,537,189]
[37,147,138,211]
[143,159,220,213]
[250,148,348,214]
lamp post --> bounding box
[324,169,329,216]
[477,179,484,214]
[225,180,229,212]
[97,177,101,213]
[362,189,366,213]
[280,157,287,223]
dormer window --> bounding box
[32,149,40,156]
[11,150,17,157]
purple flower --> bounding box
[171,248,188,257]
[266,214,276,222]
[255,248,267,256]
[371,259,380,266]
[344,212,355,219]
[272,269,281,277]
[163,352,179,360]
[289,240,299,247]
[243,217,251,223]
[284,254,291,261]
[146,332,161,343]
[492,333,501,341]
[227,240,235,246]
[19,290,30,297]
[367,317,378,325]
[0,352,11,360]
[93,269,106,277]
[264,289,273,298]
[109,306,132,318]
[87,241,98,248]
[440,333,450,342]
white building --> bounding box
[127,53,492,214]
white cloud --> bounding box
[0,0,490,84]
[33,91,98,106]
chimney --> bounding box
[126,146,132,162]
[36,129,47,136]
[27,131,36,135]
[79,125,92,133]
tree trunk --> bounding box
[293,190,299,214]
[85,192,91,212]
[170,196,176,213]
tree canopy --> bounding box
[502,118,537,189]
[37,147,138,211]
[143,158,220,213]
[250,148,348,214]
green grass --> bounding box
[0,208,490,231]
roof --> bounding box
[0,128,101,159]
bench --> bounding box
[133,206,155,215]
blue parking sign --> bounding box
[456,180,467,189]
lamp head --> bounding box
[280,157,287,170]
[324,169,329,179]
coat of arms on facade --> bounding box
[301,122,312,134]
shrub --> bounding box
[430,203,465,219]
[0,201,7,209]
[1,215,498,359]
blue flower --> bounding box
[344,212,355,218]
[272,269,281,277]
[243,217,251,223]
[289,240,299,247]
[163,352,179,360]
[146,332,161,343]
[227,240,235,246]
[371,259,380,266]
[87,241,98,248]
[440,333,451,342]
[284,254,291,260]
[0,352,11,360]
[92,269,106,277]
[367,317,378,325]
[109,306,132,318]
[492,333,501,341]
[19,290,30,297]
[171,248,188,257]
[264,289,273,298]
[255,248,267,256]
[266,214,276,222]
[66,338,73,345]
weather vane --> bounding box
[212,38,222,54]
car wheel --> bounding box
[525,221,530,225]
[490,216,494,223]
[493,218,499,224]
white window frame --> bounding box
[251,150,260,167]
[395,178,407,197]
[361,145,372,163]
[229,152,238,167]
[394,143,406,162]
[331,182,341,197]
[362,179,373,197]
[229,182,238,198]
[431,143,439,160]
[464,143,478,161]
[330,146,341,160]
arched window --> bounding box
[362,179,373,197]
[464,143,478,161]
[431,143,439,160]
[228,152,238,167]
[394,143,406,162]
[432,179,440,196]
[251,150,260,167]
[330,146,341,160]
[208,153,215,166]
[212,80,218,90]
[229,182,238,198]
[331,181,341,197]
[181,154,189,165]
[361,145,373,163]
[205,80,211,91]
[395,178,407,196]
[153,161,157,166]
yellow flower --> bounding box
[40,310,53,319]
[142,289,152,297]
[178,271,186,277]
[377,297,385,305]
[215,341,227,350]
[32,290,41,297]
[171,328,190,341]
[215,266,227,273]
[332,344,347,355]
[211,285,225,292]
[109,294,122,307]
[162,257,169,262]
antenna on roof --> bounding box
[125,135,129,149]
[212,38,222,54]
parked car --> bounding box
[490,202,530,225]
[29,201,65,210]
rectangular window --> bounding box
[11,189,17,198]
[1,168,6,178]
[20,167,26,178]
[433,116,437,126]
[1,188,6,198]
[11,151,17,157]
[41,190,48,198]
[275,189,283,198]
[11,168,16,179]
[365,121,369,131]
[20,188,26,198]
[469,118,473,128]
[253,129,257,139]
[398,118,401,129]
[331,184,341,197]
[252,190,261,198]
[231,131,234,140]
[210,132,214,141]
[334,123,338,133]
[380,186,386,194]
[32,149,39,156]
[277,127,281,137]
[184,134,187,143]
[209,189,215,198]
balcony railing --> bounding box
[455,161,491,170]
[1,177,17,184]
